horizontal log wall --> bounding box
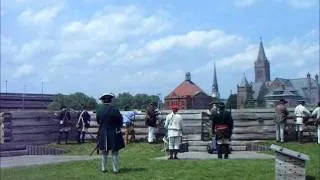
[1,108,318,148]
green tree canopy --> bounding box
[226,94,237,109]
[113,93,161,110]
[48,92,97,110]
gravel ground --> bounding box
[0,151,274,169]
[154,151,274,160]
[0,155,99,169]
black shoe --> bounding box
[168,156,173,160]
[173,156,179,160]
[102,170,107,173]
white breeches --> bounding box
[276,123,285,142]
[318,125,320,144]
[168,136,181,150]
[295,118,304,131]
[148,126,155,143]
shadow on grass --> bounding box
[306,175,316,180]
[120,167,147,173]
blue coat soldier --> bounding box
[210,102,233,159]
[96,93,125,173]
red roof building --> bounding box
[164,72,212,110]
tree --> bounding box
[114,92,134,110]
[226,94,237,109]
[48,92,97,110]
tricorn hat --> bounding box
[99,93,115,100]
[279,98,287,103]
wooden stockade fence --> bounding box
[0,109,318,156]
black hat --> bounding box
[279,99,287,103]
[218,102,225,108]
[99,93,114,100]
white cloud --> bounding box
[13,64,35,78]
[115,29,245,66]
[287,0,318,9]
[61,5,171,42]
[14,39,55,62]
[234,0,263,7]
[235,0,318,8]
[120,70,184,86]
[1,36,18,58]
[17,3,63,25]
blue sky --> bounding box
[1,0,319,100]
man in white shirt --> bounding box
[311,102,320,144]
[294,100,311,143]
[164,105,183,160]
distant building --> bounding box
[212,62,220,99]
[237,39,320,108]
[164,72,212,110]
[0,93,56,111]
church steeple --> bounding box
[257,37,268,62]
[212,62,220,98]
[254,37,271,83]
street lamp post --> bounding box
[23,85,27,109]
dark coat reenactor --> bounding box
[210,102,233,159]
[76,109,91,143]
[57,106,71,144]
[145,102,158,143]
[96,93,125,173]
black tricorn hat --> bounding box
[279,99,287,103]
[99,93,115,100]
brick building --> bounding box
[164,72,212,110]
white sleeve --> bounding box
[164,114,170,128]
[179,115,183,131]
[303,107,310,115]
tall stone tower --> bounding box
[212,62,220,99]
[237,74,253,108]
[255,38,270,83]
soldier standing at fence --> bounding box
[122,105,141,146]
[145,102,158,143]
[164,105,183,160]
[0,115,4,144]
[57,106,71,144]
[311,102,320,144]
[274,99,289,143]
[76,109,91,144]
[97,93,125,173]
[211,102,233,159]
[294,100,310,143]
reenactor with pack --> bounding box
[210,102,233,159]
[76,109,91,144]
[274,99,289,143]
[145,102,159,143]
[57,106,71,144]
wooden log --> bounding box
[9,111,55,119]
[12,133,58,142]
[233,120,275,127]
[231,133,275,140]
[11,126,59,135]
[233,126,275,134]
[11,118,58,127]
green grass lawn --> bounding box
[1,141,319,180]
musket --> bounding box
[90,127,100,156]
